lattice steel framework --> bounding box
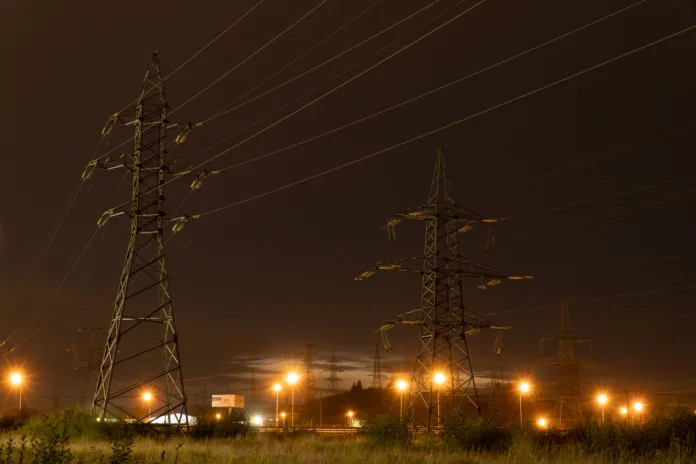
[91,52,188,426]
[323,349,344,396]
[357,147,531,430]
[302,342,316,403]
[533,301,594,428]
[369,344,386,389]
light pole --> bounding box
[286,372,299,429]
[396,380,408,420]
[347,410,354,427]
[9,372,22,410]
[620,407,628,419]
[597,394,608,424]
[536,417,547,429]
[433,372,446,427]
[272,383,282,427]
[142,391,153,422]
[280,412,287,427]
[519,382,530,426]
[633,401,644,426]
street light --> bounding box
[272,383,282,427]
[251,415,263,426]
[347,410,354,427]
[620,407,628,417]
[597,394,608,424]
[9,372,23,410]
[519,381,531,426]
[215,413,222,421]
[434,372,446,428]
[286,372,299,429]
[633,401,644,426]
[142,391,153,421]
[396,380,408,420]
[537,417,547,429]
[280,411,287,427]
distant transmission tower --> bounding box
[369,344,386,389]
[90,52,194,426]
[533,301,594,428]
[303,342,316,403]
[323,349,344,396]
[357,147,531,430]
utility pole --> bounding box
[532,301,595,428]
[357,147,530,431]
[90,52,193,427]
[369,344,386,389]
[303,341,316,403]
[323,349,344,396]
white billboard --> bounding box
[211,394,245,408]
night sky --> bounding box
[2,0,696,410]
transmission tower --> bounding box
[323,349,344,396]
[303,342,316,403]
[533,301,594,428]
[66,327,103,409]
[356,147,531,430]
[90,52,194,426]
[369,344,386,389]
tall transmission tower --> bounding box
[369,344,386,389]
[323,349,344,396]
[90,52,193,426]
[533,301,594,428]
[302,342,316,403]
[356,147,531,430]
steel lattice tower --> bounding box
[533,301,594,428]
[91,52,188,426]
[323,349,344,396]
[357,147,531,430]
[369,344,386,389]
[302,342,316,403]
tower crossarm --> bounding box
[355,255,532,285]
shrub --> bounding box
[442,414,512,452]
[190,410,251,439]
[31,422,72,464]
[362,415,413,446]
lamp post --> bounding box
[347,410,354,427]
[519,382,530,426]
[9,372,22,410]
[537,417,547,429]
[280,412,287,427]
[396,380,408,420]
[272,383,282,427]
[142,391,153,422]
[597,394,608,424]
[433,372,446,427]
[633,401,644,426]
[286,372,299,429]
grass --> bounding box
[0,434,687,464]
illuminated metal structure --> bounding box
[357,147,531,430]
[323,349,344,396]
[369,344,386,389]
[90,52,192,426]
[533,301,594,428]
[302,341,316,403]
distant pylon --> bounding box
[249,370,257,403]
[357,147,531,431]
[323,349,344,396]
[303,342,316,403]
[369,344,386,389]
[533,301,594,428]
[90,52,192,426]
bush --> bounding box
[442,414,512,452]
[190,410,251,439]
[362,415,412,446]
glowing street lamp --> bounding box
[286,372,299,429]
[633,401,644,425]
[347,410,354,427]
[142,391,153,421]
[396,380,408,420]
[272,383,282,426]
[9,372,23,410]
[537,417,547,429]
[215,413,222,421]
[597,394,608,424]
[620,407,628,417]
[251,415,263,426]
[434,372,446,428]
[519,381,531,426]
